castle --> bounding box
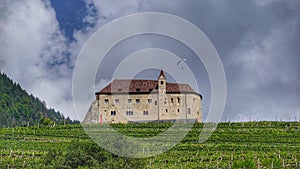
[83,70,202,123]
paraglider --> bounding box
[177,58,187,69]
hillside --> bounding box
[0,72,78,127]
[0,122,299,168]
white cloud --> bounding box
[0,0,75,119]
[1,0,299,122]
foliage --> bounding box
[44,140,146,169]
[40,117,54,127]
[0,72,79,127]
[0,122,300,168]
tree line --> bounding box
[0,72,79,127]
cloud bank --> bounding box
[0,0,74,118]
[0,0,299,121]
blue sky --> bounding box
[0,0,300,121]
[50,0,97,41]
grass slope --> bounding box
[0,122,299,168]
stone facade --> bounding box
[83,70,202,124]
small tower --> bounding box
[158,70,167,120]
[158,70,166,94]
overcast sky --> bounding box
[0,0,299,122]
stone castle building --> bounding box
[83,70,202,124]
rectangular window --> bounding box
[104,99,109,104]
[171,98,173,104]
[126,111,133,116]
[177,98,180,104]
[115,99,119,104]
[143,111,149,116]
[136,88,140,92]
[161,81,164,85]
[136,99,140,104]
[155,100,157,105]
[147,99,152,104]
[187,108,191,115]
[177,109,180,113]
[165,109,168,113]
[111,111,116,116]
[128,99,132,103]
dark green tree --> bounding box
[0,71,79,127]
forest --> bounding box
[0,72,78,127]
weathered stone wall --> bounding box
[98,93,159,123]
[83,70,202,124]
[82,100,99,124]
[82,92,202,124]
[186,93,202,122]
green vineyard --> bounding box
[0,122,300,168]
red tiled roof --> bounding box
[98,80,158,93]
[96,79,201,96]
[166,83,196,93]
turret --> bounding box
[158,70,167,120]
[158,70,166,94]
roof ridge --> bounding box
[95,71,201,98]
[113,79,158,81]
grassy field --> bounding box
[0,122,300,168]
